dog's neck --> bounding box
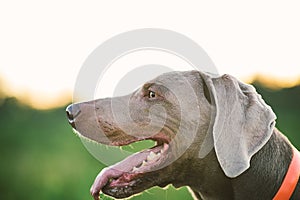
[229,128,297,199]
[179,128,299,200]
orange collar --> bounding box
[273,147,300,200]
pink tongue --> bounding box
[91,149,152,195]
[111,150,150,172]
[108,145,163,172]
[91,144,168,198]
[105,145,166,187]
[99,152,146,189]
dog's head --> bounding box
[66,70,276,199]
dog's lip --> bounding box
[110,132,171,146]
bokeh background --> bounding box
[1,1,300,200]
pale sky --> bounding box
[0,0,300,109]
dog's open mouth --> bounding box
[104,142,169,189]
[73,128,172,199]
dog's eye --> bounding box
[148,91,156,98]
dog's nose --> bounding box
[66,104,81,128]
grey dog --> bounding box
[66,70,300,200]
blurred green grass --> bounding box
[0,83,299,200]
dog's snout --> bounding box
[66,104,81,128]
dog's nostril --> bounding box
[66,105,74,120]
[66,104,81,120]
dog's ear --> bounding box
[200,72,276,178]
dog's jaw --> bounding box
[90,143,170,199]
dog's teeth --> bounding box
[132,167,138,172]
[160,143,168,153]
[147,151,156,161]
[147,151,161,161]
[142,160,147,166]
